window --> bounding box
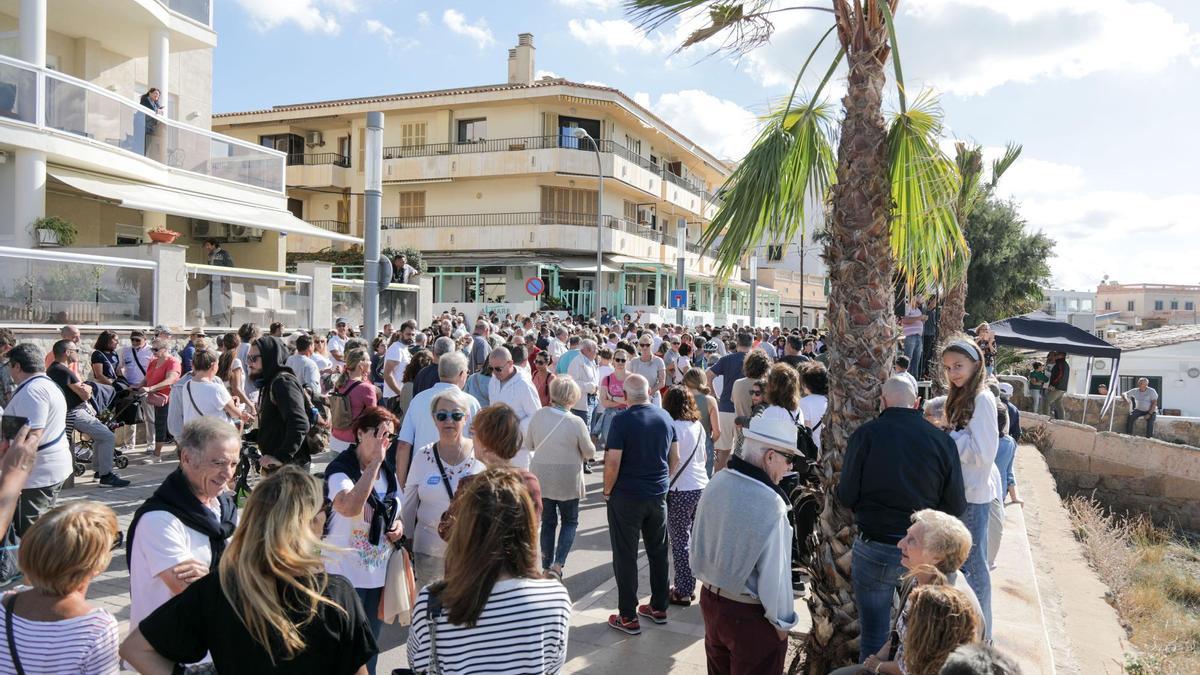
[559,116,601,149]
[398,191,425,221]
[456,118,487,143]
[540,186,597,224]
[1128,301,1135,311]
[1104,301,1112,310]
[623,200,637,221]
[1154,300,1164,310]
[1187,302,1196,311]
[259,133,304,163]
[1171,300,1179,310]
[400,122,427,148]
[624,134,642,156]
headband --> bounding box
[948,339,981,362]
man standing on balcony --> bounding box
[203,240,233,268]
[201,241,233,326]
[391,253,419,284]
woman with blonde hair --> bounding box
[528,376,595,578]
[407,469,572,673]
[0,502,120,673]
[902,585,980,675]
[122,466,378,674]
[330,348,379,453]
[941,336,1000,640]
[683,367,720,477]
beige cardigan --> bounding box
[526,407,596,501]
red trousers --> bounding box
[700,586,787,675]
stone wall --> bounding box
[1024,412,1200,531]
[1001,375,1200,447]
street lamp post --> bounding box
[573,127,604,324]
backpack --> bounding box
[329,380,363,430]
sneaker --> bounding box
[98,473,131,488]
[637,604,667,625]
[608,614,641,635]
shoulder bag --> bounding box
[4,594,24,675]
[391,587,444,675]
[668,429,704,491]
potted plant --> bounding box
[31,216,77,247]
[147,227,181,244]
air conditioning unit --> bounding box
[305,130,324,147]
[228,225,265,241]
[191,220,228,239]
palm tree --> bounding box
[628,1,963,670]
[932,142,1022,393]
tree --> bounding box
[627,1,964,671]
[962,197,1054,325]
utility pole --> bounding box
[676,223,686,326]
[798,232,806,328]
[749,252,758,328]
[362,111,383,338]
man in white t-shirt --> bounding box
[327,318,351,363]
[487,347,541,432]
[285,334,322,393]
[127,418,239,629]
[4,344,73,535]
[382,321,417,400]
[120,330,154,388]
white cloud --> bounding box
[734,0,1200,95]
[442,9,495,48]
[416,11,430,28]
[555,0,622,9]
[636,89,762,162]
[233,0,347,34]
[364,18,417,50]
[567,18,662,53]
[536,69,562,81]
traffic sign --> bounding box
[669,289,688,309]
[525,277,546,296]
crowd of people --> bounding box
[0,310,1032,674]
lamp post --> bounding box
[363,111,383,338]
[573,127,604,324]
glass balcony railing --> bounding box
[185,265,311,331]
[166,0,212,26]
[0,248,155,326]
[0,54,284,192]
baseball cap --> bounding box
[704,340,720,352]
[335,317,348,326]
[998,382,1014,398]
[153,324,172,336]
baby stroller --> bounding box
[72,383,139,477]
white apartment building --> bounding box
[214,34,781,326]
[0,0,361,332]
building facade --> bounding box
[0,0,358,331]
[213,33,781,326]
[1096,282,1200,330]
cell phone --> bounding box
[1,415,29,441]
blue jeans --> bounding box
[355,586,384,675]
[960,502,993,640]
[541,498,581,569]
[571,399,594,430]
[903,334,923,374]
[851,537,905,662]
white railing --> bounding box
[0,54,284,192]
[0,246,157,326]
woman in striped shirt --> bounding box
[0,501,120,674]
[407,468,572,674]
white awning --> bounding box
[49,167,362,244]
[556,257,621,273]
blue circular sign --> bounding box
[525,277,545,296]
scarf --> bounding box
[727,454,791,508]
[324,446,399,545]
[126,468,237,568]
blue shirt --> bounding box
[555,349,580,375]
[607,404,676,499]
[709,352,746,413]
[995,435,1017,492]
[180,343,195,374]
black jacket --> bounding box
[255,336,311,465]
[836,407,966,545]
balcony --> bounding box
[0,55,284,193]
[164,0,212,26]
[285,152,350,188]
[661,169,707,214]
[306,219,350,235]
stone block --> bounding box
[1088,457,1144,480]
[1045,448,1091,474]
[1074,473,1099,490]
[1161,475,1200,501]
[1047,421,1097,456]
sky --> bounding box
[213,0,1200,291]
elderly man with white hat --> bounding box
[689,416,801,675]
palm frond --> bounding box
[987,142,1023,190]
[887,90,965,296]
[700,100,838,277]
[625,1,831,53]
[954,142,985,222]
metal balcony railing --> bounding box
[287,152,350,167]
[306,219,350,234]
[663,169,705,195]
[0,54,284,192]
[382,211,608,229]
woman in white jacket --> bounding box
[940,337,1000,641]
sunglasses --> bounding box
[751,389,764,396]
[614,358,627,363]
[639,343,652,347]
[247,354,262,362]
[435,411,466,422]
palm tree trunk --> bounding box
[803,35,895,674]
[933,268,968,394]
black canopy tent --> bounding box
[989,311,1122,421]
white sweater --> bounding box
[950,390,1001,504]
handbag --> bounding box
[380,546,418,626]
[391,587,444,675]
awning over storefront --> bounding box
[49,167,362,244]
[556,257,621,274]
